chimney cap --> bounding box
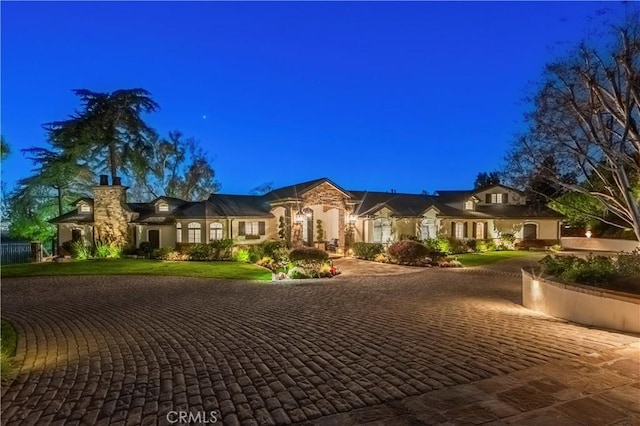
[99,175,108,186]
[112,176,122,186]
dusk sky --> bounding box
[1,2,626,196]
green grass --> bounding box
[453,250,534,267]
[1,319,17,381]
[1,258,273,281]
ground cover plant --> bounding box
[1,319,17,381]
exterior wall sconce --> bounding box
[348,215,358,223]
[295,212,305,223]
[585,230,592,238]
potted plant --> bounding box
[314,219,326,250]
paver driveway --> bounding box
[2,268,639,425]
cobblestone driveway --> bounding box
[2,269,639,425]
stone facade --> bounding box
[93,185,133,246]
[301,182,352,248]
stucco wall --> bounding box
[561,237,639,253]
[522,270,640,334]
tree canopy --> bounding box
[506,13,640,241]
[474,171,501,189]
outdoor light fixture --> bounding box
[348,215,358,223]
[295,211,305,223]
[585,230,593,238]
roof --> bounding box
[69,197,94,206]
[265,177,351,201]
[350,191,438,217]
[205,194,273,218]
[433,190,475,203]
[49,210,94,224]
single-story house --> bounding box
[51,175,563,251]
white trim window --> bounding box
[373,218,392,243]
[476,222,485,239]
[455,222,464,239]
[210,222,223,240]
[464,200,474,210]
[79,204,91,213]
[490,193,503,204]
[176,223,182,243]
[245,222,259,236]
[158,202,169,212]
[187,222,202,243]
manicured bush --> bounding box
[387,240,430,265]
[318,264,333,278]
[448,237,469,254]
[616,249,640,276]
[187,244,211,261]
[138,242,154,257]
[256,256,277,271]
[539,254,580,276]
[209,239,234,260]
[248,240,288,263]
[352,242,384,260]
[151,247,185,261]
[514,239,558,250]
[235,247,251,263]
[476,239,497,252]
[561,255,618,285]
[287,266,310,279]
[289,247,329,264]
[374,253,390,263]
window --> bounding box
[158,202,169,212]
[238,221,266,237]
[245,222,259,236]
[464,200,474,210]
[455,222,464,239]
[176,223,182,243]
[421,219,436,240]
[475,222,485,239]
[187,222,201,243]
[79,204,91,213]
[490,193,503,204]
[523,223,538,240]
[373,218,392,243]
[210,222,223,240]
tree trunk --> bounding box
[615,166,640,242]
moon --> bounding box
[202,115,207,120]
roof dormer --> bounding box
[464,196,479,210]
[73,198,94,213]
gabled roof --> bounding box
[476,204,563,219]
[49,210,94,224]
[150,196,187,205]
[69,197,94,206]
[473,184,525,195]
[433,190,475,203]
[350,191,438,217]
[265,177,352,201]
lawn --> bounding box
[1,258,273,281]
[1,319,17,381]
[454,250,535,267]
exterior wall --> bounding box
[561,237,640,252]
[301,182,352,247]
[59,223,94,246]
[136,225,177,248]
[522,270,640,334]
[230,217,278,244]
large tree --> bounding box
[506,14,640,241]
[474,171,501,189]
[45,88,159,181]
[129,131,220,201]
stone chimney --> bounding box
[93,176,131,246]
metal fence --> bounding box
[1,242,34,265]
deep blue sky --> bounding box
[1,2,625,196]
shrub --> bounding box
[289,247,329,263]
[475,239,496,252]
[318,264,333,278]
[70,241,91,260]
[500,233,516,249]
[539,254,580,276]
[352,242,384,260]
[287,266,310,279]
[151,247,180,260]
[94,241,122,259]
[248,240,288,263]
[387,240,430,265]
[209,239,234,260]
[187,243,211,261]
[235,247,251,263]
[374,253,390,263]
[448,237,469,254]
[138,242,153,257]
[399,234,419,241]
[257,256,277,272]
[616,249,640,276]
[561,255,618,285]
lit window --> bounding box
[373,218,392,243]
[187,222,201,243]
[464,200,474,210]
[158,202,169,212]
[80,204,91,213]
[476,222,485,239]
[210,222,223,240]
[455,222,464,239]
[490,193,503,204]
[421,219,436,240]
[245,222,259,236]
[176,223,182,243]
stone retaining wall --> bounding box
[522,270,640,334]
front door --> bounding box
[148,230,160,249]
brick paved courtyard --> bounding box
[2,267,639,425]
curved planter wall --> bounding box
[522,270,640,334]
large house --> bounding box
[52,175,563,252]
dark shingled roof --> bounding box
[350,191,439,217]
[49,210,94,224]
[265,178,351,201]
[476,204,563,219]
[205,194,273,218]
[433,190,475,203]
